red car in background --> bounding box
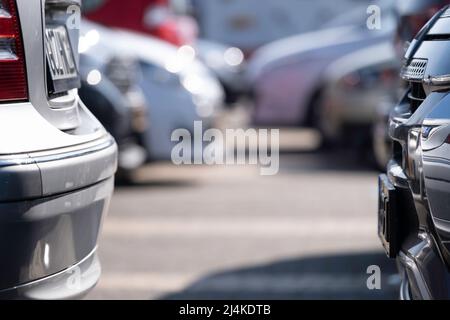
[83,0,197,46]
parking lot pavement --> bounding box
[86,130,399,300]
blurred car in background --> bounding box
[83,0,242,106]
[80,21,224,160]
[115,30,225,160]
[83,0,198,46]
[317,42,400,156]
[246,0,397,128]
[0,0,117,298]
[79,23,148,180]
[379,7,450,299]
[189,0,369,55]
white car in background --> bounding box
[80,21,224,160]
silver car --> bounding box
[0,0,117,298]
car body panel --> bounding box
[0,177,113,292]
[0,0,117,298]
[0,248,101,300]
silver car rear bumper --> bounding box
[0,136,117,298]
[0,135,117,202]
[0,248,101,300]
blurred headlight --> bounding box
[203,47,244,70]
[224,47,244,67]
[86,69,102,86]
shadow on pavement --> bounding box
[160,251,399,300]
[279,148,380,174]
[116,179,197,189]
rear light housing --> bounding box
[0,0,27,102]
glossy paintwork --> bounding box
[0,0,117,298]
[0,178,113,290]
[0,249,101,299]
[385,7,450,299]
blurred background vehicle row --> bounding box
[2,0,450,300]
[67,0,450,299]
[78,0,449,179]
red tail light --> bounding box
[0,0,27,102]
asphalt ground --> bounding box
[86,124,399,300]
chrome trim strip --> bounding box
[0,246,97,293]
[422,118,450,126]
[0,156,35,168]
[398,251,432,300]
[423,75,450,92]
[0,136,115,168]
[31,139,115,164]
[387,160,409,189]
[399,277,411,300]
